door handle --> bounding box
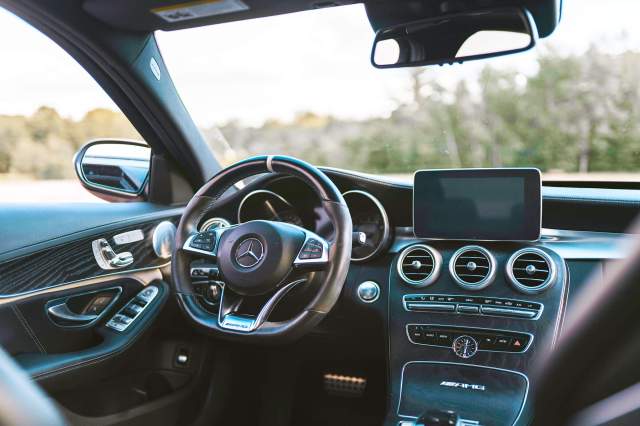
[46,287,122,327]
[47,303,98,324]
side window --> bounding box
[0,8,141,203]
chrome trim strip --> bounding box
[405,323,534,354]
[396,244,442,287]
[0,268,163,305]
[218,278,307,332]
[182,226,231,258]
[293,229,329,266]
[183,234,218,257]
[505,247,558,294]
[448,245,497,290]
[342,190,391,262]
[397,360,529,425]
[46,286,123,328]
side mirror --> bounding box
[371,7,538,68]
[74,140,151,201]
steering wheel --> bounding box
[172,155,352,342]
[533,227,640,424]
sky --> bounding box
[1,0,640,128]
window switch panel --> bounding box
[106,286,159,332]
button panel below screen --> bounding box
[404,294,542,320]
[407,324,531,353]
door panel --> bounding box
[0,205,181,386]
[0,203,217,425]
[0,204,183,262]
[0,212,179,295]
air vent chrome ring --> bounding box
[200,217,232,232]
[397,244,442,287]
[449,245,496,290]
[506,247,557,294]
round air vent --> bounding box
[506,248,557,294]
[397,244,442,287]
[449,246,496,290]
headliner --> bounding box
[82,0,560,37]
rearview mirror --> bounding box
[74,140,151,201]
[371,7,537,68]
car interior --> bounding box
[1,0,640,425]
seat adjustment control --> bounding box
[92,238,134,270]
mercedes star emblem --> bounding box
[235,238,265,268]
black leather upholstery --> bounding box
[16,280,169,391]
[0,346,65,426]
[533,219,640,423]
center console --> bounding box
[386,169,568,426]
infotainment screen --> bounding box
[413,168,541,241]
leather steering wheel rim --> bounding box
[172,155,352,343]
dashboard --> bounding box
[188,167,636,426]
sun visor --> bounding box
[83,0,360,32]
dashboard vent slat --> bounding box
[397,245,442,287]
[449,246,496,290]
[507,248,557,294]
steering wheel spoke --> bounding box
[181,226,233,259]
[293,228,330,270]
[217,278,307,333]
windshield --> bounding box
[157,0,640,182]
